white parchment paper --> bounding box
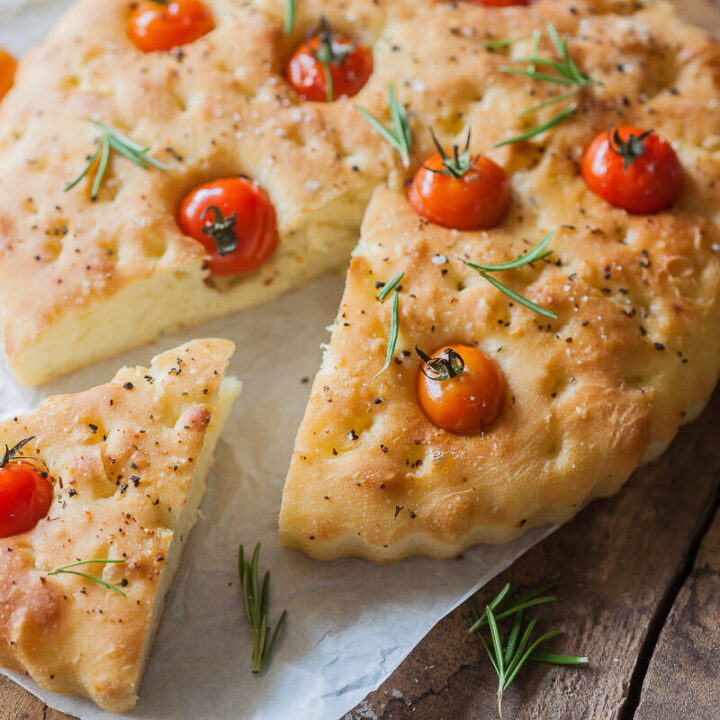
[0,3,557,718]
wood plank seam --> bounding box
[620,488,720,720]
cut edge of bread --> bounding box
[7,200,366,387]
[127,371,241,711]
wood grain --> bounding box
[0,682,67,720]
[347,389,720,720]
[633,509,720,720]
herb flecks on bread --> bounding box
[0,339,240,711]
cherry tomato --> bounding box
[467,0,530,5]
[286,23,373,102]
[178,177,279,277]
[0,462,53,539]
[581,126,683,215]
[408,153,511,231]
[127,0,215,53]
[416,345,504,435]
[0,49,17,102]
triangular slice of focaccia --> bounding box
[0,338,240,711]
[279,182,720,562]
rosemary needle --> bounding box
[375,272,404,377]
[238,543,287,673]
[494,104,577,149]
[377,271,404,301]
[462,231,558,319]
[357,84,413,167]
[284,0,295,34]
[48,558,126,596]
[468,231,554,273]
[376,291,400,378]
[65,120,168,201]
[468,581,557,634]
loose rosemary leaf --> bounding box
[48,558,126,596]
[470,582,589,717]
[376,271,404,301]
[285,0,295,34]
[494,104,577,148]
[357,84,412,167]
[375,289,400,377]
[462,232,558,319]
[65,120,168,201]
[470,231,555,272]
[238,543,287,673]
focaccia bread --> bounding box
[2,0,702,385]
[0,0,396,385]
[280,1,720,560]
[280,181,720,560]
[0,338,240,711]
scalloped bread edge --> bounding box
[278,395,709,563]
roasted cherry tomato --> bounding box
[416,345,504,435]
[0,439,53,539]
[467,0,530,5]
[581,126,683,215]
[286,19,373,102]
[178,177,279,277]
[409,131,510,231]
[0,49,17,102]
[128,0,215,53]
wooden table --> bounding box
[3,1,720,717]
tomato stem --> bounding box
[201,205,239,256]
[416,346,465,382]
[607,127,653,172]
[0,437,34,467]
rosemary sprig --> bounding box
[376,292,400,377]
[494,23,596,148]
[357,84,412,167]
[470,583,588,718]
[65,120,168,201]
[47,558,126,597]
[462,231,558,319]
[467,581,557,634]
[238,543,287,673]
[284,0,295,34]
[375,272,404,378]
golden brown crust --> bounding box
[0,0,397,382]
[6,0,711,384]
[0,338,237,711]
[280,2,720,561]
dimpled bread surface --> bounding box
[279,1,720,561]
[0,339,240,710]
[0,0,703,385]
